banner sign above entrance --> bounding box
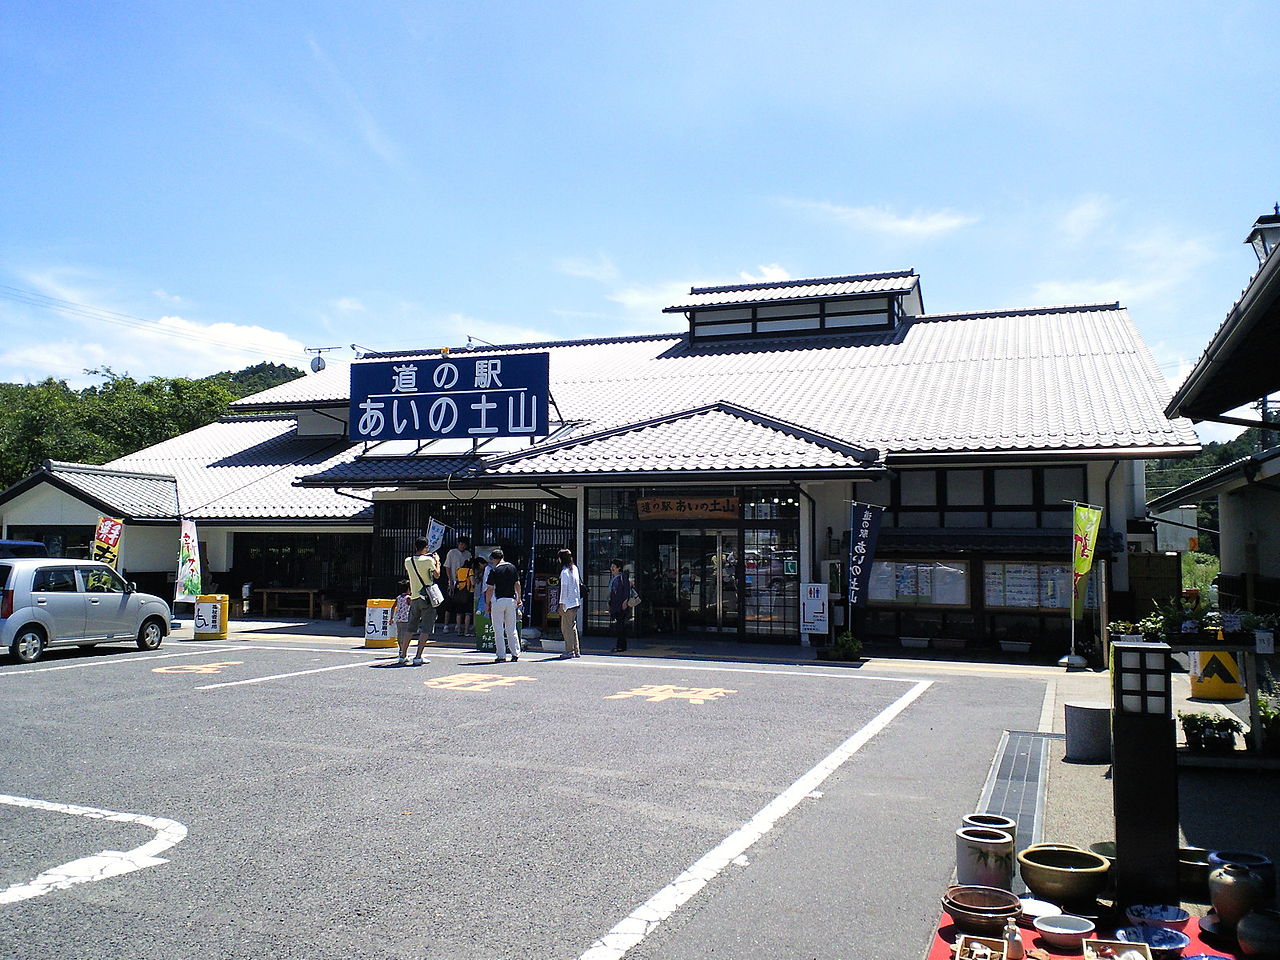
[637,497,739,520]
[349,352,550,442]
[847,502,884,607]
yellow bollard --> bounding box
[364,599,397,648]
[194,595,230,640]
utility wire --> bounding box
[0,284,309,363]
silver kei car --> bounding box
[1,558,171,663]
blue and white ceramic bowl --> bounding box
[1126,904,1191,931]
[1115,925,1192,960]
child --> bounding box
[392,579,414,665]
[451,560,476,637]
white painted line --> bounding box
[0,647,239,677]
[196,659,375,689]
[1038,677,1057,733]
[0,795,187,905]
[578,679,933,960]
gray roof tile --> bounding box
[42,461,179,519]
[662,270,919,311]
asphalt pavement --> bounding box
[0,620,1117,959]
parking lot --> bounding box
[1,637,1050,959]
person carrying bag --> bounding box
[403,537,441,664]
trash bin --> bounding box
[1064,700,1112,762]
[194,594,230,640]
[364,599,396,648]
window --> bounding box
[983,562,1076,610]
[899,471,937,506]
[869,560,969,606]
[80,565,125,593]
[946,470,985,506]
[33,567,78,592]
[993,469,1034,505]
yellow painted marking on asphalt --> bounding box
[604,684,737,704]
[152,660,244,675]
[425,673,536,692]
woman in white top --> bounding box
[557,548,583,658]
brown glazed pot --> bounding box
[1237,908,1280,958]
[1210,863,1267,931]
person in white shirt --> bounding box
[556,548,583,659]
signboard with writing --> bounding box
[349,352,550,442]
[801,583,829,634]
[846,502,885,607]
[636,497,739,520]
[92,516,125,568]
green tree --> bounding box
[0,363,304,488]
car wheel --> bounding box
[136,619,165,651]
[12,627,46,663]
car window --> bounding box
[33,567,80,592]
[0,563,10,589]
[80,566,126,594]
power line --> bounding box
[0,284,309,363]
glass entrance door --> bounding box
[679,530,739,632]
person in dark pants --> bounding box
[608,558,630,653]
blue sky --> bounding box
[2,1,1277,440]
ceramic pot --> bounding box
[964,813,1018,850]
[1237,908,1280,958]
[1210,863,1267,930]
[957,826,1015,890]
[1211,852,1276,905]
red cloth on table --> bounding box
[927,917,1234,960]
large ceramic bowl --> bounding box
[1017,846,1111,904]
[1126,905,1191,931]
[1115,925,1192,960]
[942,885,1021,935]
[1033,914,1096,949]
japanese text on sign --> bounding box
[636,497,739,520]
[349,352,550,441]
[847,502,884,607]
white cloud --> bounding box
[0,271,307,385]
[1059,195,1111,244]
[152,289,184,304]
[607,280,693,330]
[306,36,406,173]
[556,253,620,283]
[1028,234,1215,309]
[334,296,366,312]
[786,199,978,239]
[739,264,791,283]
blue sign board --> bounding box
[349,352,550,442]
[846,502,884,607]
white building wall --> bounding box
[1,484,101,529]
[1220,488,1280,581]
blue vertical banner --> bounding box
[846,502,885,607]
[425,518,446,554]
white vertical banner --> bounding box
[425,518,446,554]
[175,519,202,602]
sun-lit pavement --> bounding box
[2,632,1053,959]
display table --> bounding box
[254,587,320,618]
[927,917,1234,960]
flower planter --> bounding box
[999,640,1032,654]
[900,636,929,649]
[932,637,968,651]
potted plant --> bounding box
[1108,620,1143,642]
[999,628,1033,654]
[817,631,863,662]
[1258,695,1280,756]
[1181,711,1243,753]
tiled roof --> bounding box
[231,302,1196,462]
[484,402,881,478]
[1146,445,1280,512]
[300,455,483,487]
[41,461,179,519]
[107,417,371,522]
[663,270,919,311]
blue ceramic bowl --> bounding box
[1126,904,1191,931]
[1115,925,1192,960]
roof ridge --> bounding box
[915,302,1122,322]
[359,331,683,361]
[484,400,878,468]
[44,460,177,482]
[689,269,917,296]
